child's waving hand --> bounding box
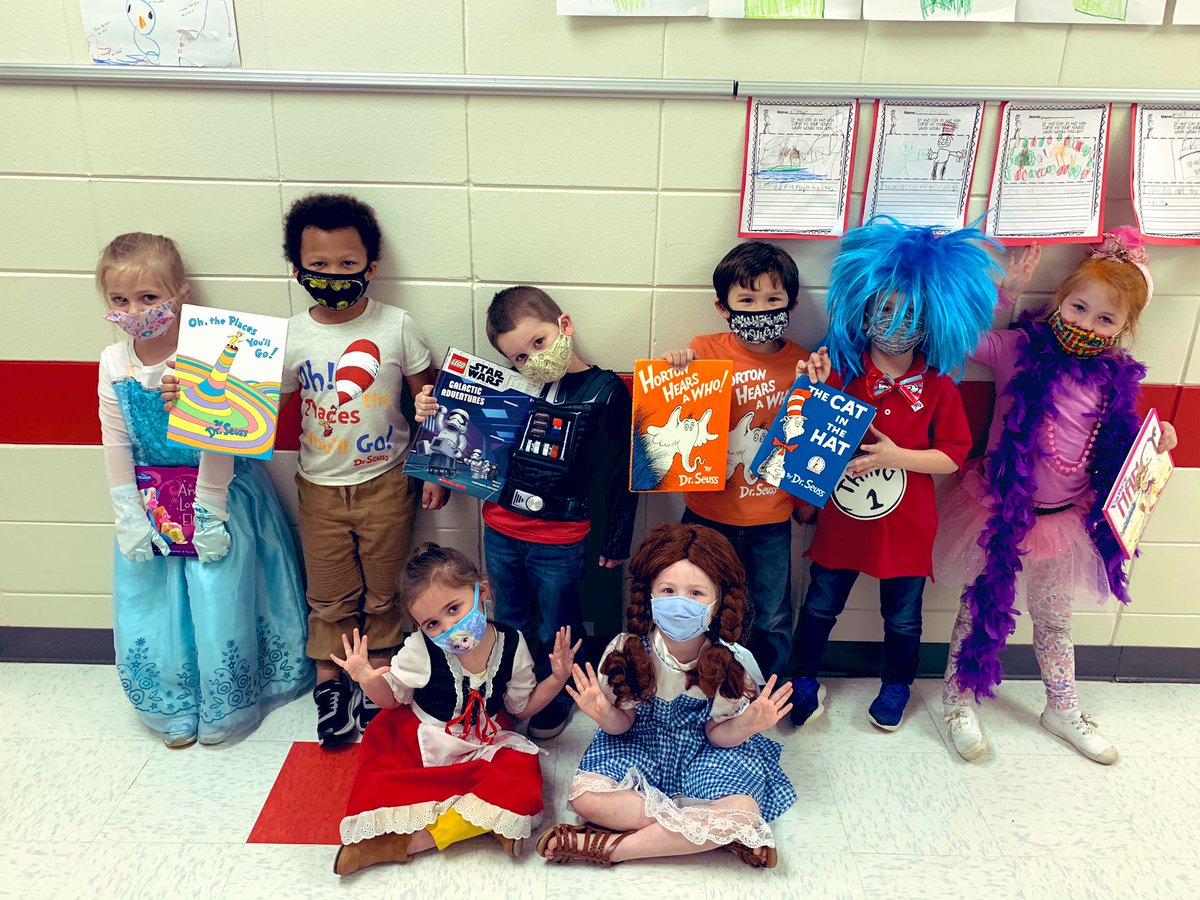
[796,346,831,383]
[1001,242,1042,302]
[565,662,614,722]
[739,675,794,736]
[330,628,388,684]
[548,626,583,685]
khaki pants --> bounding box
[296,465,420,665]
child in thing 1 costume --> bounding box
[537,523,796,869]
[97,232,311,748]
[789,217,1002,732]
[937,228,1179,765]
[330,543,581,874]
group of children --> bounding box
[96,191,1177,872]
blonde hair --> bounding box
[1050,257,1150,340]
[95,232,187,301]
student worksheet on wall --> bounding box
[1173,0,1200,23]
[862,0,1016,20]
[1131,105,1200,243]
[1016,0,1167,24]
[739,98,858,239]
[557,0,707,13]
[861,100,985,230]
[984,102,1111,245]
[709,0,862,17]
[80,0,241,67]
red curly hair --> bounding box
[601,523,756,705]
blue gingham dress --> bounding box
[571,632,795,844]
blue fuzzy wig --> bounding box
[823,216,1003,381]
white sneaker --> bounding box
[943,705,986,761]
[1039,705,1118,765]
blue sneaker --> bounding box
[868,682,911,731]
[788,677,827,727]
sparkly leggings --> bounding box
[942,564,1077,712]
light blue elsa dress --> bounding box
[106,344,312,742]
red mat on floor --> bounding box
[248,742,358,845]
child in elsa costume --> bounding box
[938,228,1178,764]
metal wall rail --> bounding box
[1,64,1198,104]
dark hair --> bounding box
[712,241,800,309]
[282,193,382,267]
[398,543,482,613]
[485,285,563,348]
[601,523,755,705]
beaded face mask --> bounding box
[1049,308,1119,358]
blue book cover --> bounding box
[749,375,876,508]
[405,348,541,502]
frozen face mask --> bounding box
[1049,308,1119,358]
[651,594,713,643]
[103,294,180,340]
[429,583,489,656]
[295,264,370,311]
[727,308,790,344]
[867,300,925,355]
[520,317,574,384]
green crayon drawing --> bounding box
[1073,0,1128,20]
[745,0,825,16]
[921,0,972,17]
[614,0,648,10]
[1004,136,1096,183]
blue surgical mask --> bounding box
[429,583,488,655]
[651,595,713,642]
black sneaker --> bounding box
[314,678,356,746]
[352,682,383,732]
[528,701,571,740]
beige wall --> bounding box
[1,0,1197,647]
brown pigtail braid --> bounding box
[603,523,755,705]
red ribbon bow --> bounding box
[773,438,796,452]
[445,688,498,745]
[867,368,924,409]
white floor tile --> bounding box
[224,843,391,899]
[782,678,944,754]
[0,739,152,842]
[823,751,1000,857]
[63,842,240,900]
[773,748,851,853]
[0,841,90,899]
[855,854,1023,900]
[702,850,866,900]
[1011,856,1200,900]
[96,741,293,844]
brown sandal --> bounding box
[535,823,632,866]
[333,832,413,875]
[492,832,524,857]
[727,841,778,869]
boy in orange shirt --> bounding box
[662,242,810,678]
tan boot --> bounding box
[333,832,413,875]
[492,831,524,857]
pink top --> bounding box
[962,327,1103,509]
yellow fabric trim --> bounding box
[427,808,487,850]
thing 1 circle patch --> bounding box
[831,467,906,520]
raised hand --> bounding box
[797,346,831,384]
[548,627,583,684]
[1001,242,1042,302]
[564,662,614,724]
[739,674,794,735]
[330,628,385,684]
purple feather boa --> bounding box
[953,314,1145,699]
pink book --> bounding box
[135,465,198,558]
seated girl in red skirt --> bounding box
[330,542,581,874]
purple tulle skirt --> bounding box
[934,477,1112,610]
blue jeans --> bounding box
[793,561,926,685]
[680,509,793,679]
[483,525,587,693]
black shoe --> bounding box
[314,678,357,746]
[528,702,570,740]
[352,682,383,732]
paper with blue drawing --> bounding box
[750,375,876,508]
[80,0,241,67]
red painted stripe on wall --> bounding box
[0,361,1192,467]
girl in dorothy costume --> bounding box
[97,232,311,747]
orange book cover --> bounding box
[630,359,733,493]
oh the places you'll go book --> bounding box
[167,305,289,459]
[750,375,876,508]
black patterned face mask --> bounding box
[727,308,790,344]
[296,264,371,311]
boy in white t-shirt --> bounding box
[280,194,448,746]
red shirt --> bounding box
[806,353,971,579]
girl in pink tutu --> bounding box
[937,228,1178,765]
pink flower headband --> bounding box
[1086,225,1153,304]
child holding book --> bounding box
[330,543,580,873]
[938,229,1178,764]
[98,232,311,748]
[415,286,638,739]
[789,218,1000,732]
[660,242,811,680]
[537,523,795,868]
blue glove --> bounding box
[111,484,170,562]
[191,497,231,564]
